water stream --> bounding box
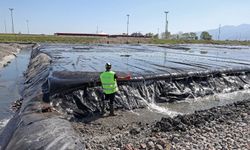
[0,49,31,129]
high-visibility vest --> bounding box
[100,71,118,94]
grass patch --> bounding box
[0,34,250,46]
[0,34,98,44]
[149,38,250,46]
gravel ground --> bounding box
[72,99,250,150]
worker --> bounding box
[100,62,130,116]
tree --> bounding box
[190,32,198,40]
[145,33,154,37]
[181,33,190,39]
[131,32,143,37]
[200,31,212,40]
[173,32,198,40]
[153,34,159,39]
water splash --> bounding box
[147,102,180,117]
[0,118,10,130]
[133,80,180,117]
[164,89,250,114]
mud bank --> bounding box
[0,43,32,68]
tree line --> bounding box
[130,31,212,40]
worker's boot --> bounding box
[109,103,116,116]
[101,108,106,115]
[101,99,107,115]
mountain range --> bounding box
[197,24,250,41]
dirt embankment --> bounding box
[0,43,33,68]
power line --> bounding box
[157,28,159,38]
[4,19,7,33]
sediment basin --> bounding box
[1,43,250,149]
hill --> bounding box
[199,24,250,41]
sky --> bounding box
[0,0,250,35]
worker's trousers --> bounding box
[102,92,116,115]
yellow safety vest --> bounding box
[100,71,118,94]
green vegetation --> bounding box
[150,38,250,46]
[0,34,98,43]
[200,31,212,40]
[0,33,250,46]
[170,32,198,40]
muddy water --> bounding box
[0,49,31,129]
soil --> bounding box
[72,99,250,150]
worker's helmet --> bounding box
[105,63,112,69]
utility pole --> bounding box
[26,20,30,34]
[96,25,99,34]
[164,11,169,38]
[157,28,159,39]
[9,8,15,34]
[218,24,221,40]
[127,14,130,35]
[4,19,7,33]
